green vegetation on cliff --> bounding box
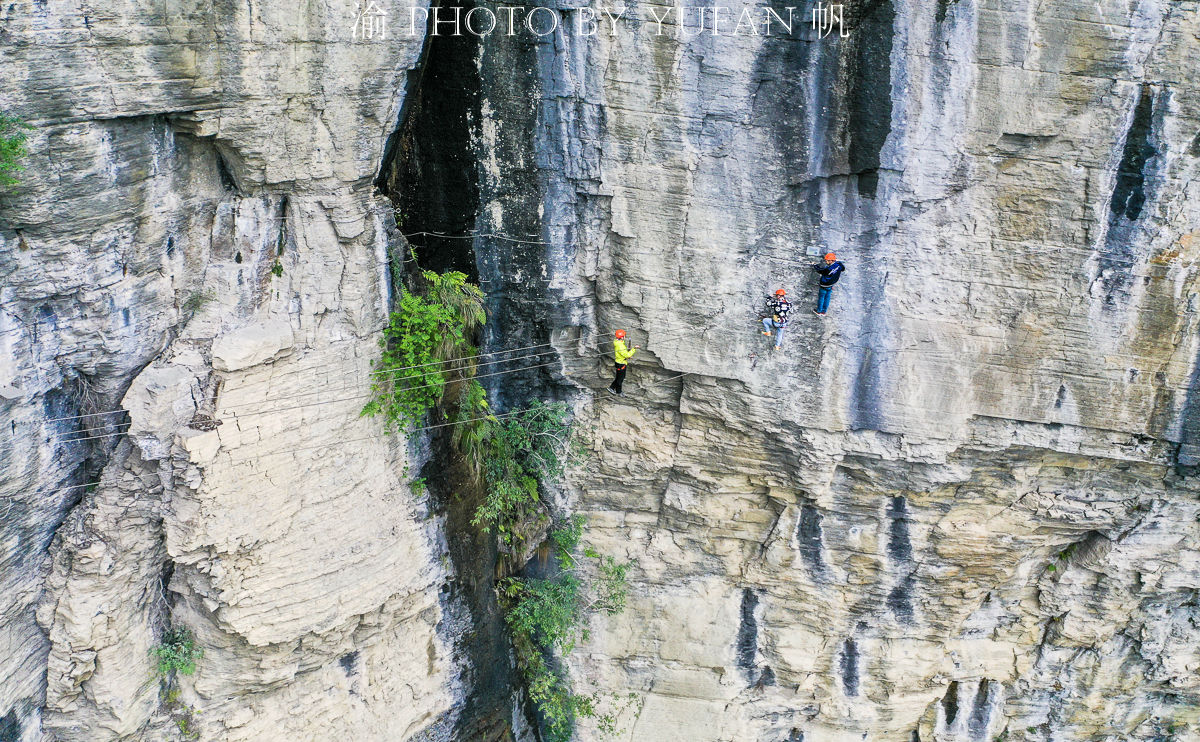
[366,267,633,739]
[468,400,572,548]
[152,627,203,678]
[0,113,32,187]
[500,518,634,742]
[362,269,485,432]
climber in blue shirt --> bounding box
[811,253,844,316]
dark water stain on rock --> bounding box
[850,345,888,431]
[796,502,829,578]
[839,637,860,696]
[1099,85,1160,308]
[886,495,912,562]
[1108,86,1156,223]
[888,573,916,623]
[968,679,993,737]
[935,0,959,23]
[1174,358,1200,475]
[750,0,894,198]
[737,588,760,673]
[941,680,960,726]
[0,711,20,742]
[749,8,816,187]
[757,664,777,687]
[846,0,895,198]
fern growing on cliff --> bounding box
[499,517,635,741]
[469,400,572,547]
[152,627,203,677]
[0,113,32,188]
[362,270,485,432]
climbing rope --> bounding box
[39,322,703,444]
[33,368,693,496]
[27,305,1197,438]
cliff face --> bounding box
[0,2,478,740]
[506,1,1200,740]
[2,0,1200,741]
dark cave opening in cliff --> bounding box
[375,7,530,739]
[378,0,482,280]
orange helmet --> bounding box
[824,252,836,261]
[614,329,626,339]
[775,289,786,296]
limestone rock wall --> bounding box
[467,0,1200,739]
[0,2,484,740]
[3,0,1200,740]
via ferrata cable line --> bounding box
[41,323,702,445]
[35,317,710,433]
[31,310,1192,437]
[36,370,694,496]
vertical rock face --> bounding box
[3,0,1200,741]
[0,2,482,740]
[467,0,1200,740]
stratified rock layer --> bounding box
[467,0,1200,740]
[0,1,479,740]
[2,0,1199,740]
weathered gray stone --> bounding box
[3,0,1200,740]
[0,1,475,740]
[465,0,1200,740]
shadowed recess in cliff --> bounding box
[941,681,959,726]
[844,0,895,197]
[736,588,760,676]
[378,0,481,278]
[839,637,860,696]
[419,436,518,742]
[470,8,555,410]
[796,502,829,579]
[1099,85,1160,307]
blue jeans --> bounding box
[817,286,832,313]
[762,317,785,346]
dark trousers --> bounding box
[817,285,832,313]
[611,364,627,393]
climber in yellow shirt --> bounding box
[607,329,638,396]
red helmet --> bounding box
[615,329,626,339]
[775,289,786,296]
[824,252,836,261]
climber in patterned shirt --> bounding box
[761,288,791,350]
[607,329,638,396]
[811,252,845,316]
